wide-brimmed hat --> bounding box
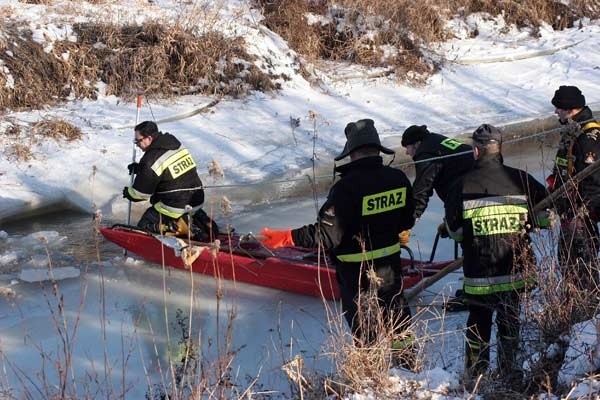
[335,119,394,161]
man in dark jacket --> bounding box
[260,119,416,355]
[444,124,548,382]
[547,86,600,287]
[123,121,216,240]
[401,125,474,221]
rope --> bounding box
[201,117,596,190]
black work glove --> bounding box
[192,209,220,240]
[127,162,140,175]
[437,222,449,238]
[122,186,142,202]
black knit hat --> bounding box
[472,124,502,144]
[335,119,394,161]
[551,85,586,110]
[401,125,429,146]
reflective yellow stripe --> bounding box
[128,186,150,200]
[463,195,526,210]
[463,277,534,295]
[336,243,401,263]
[582,121,600,131]
[153,202,203,219]
[466,338,485,349]
[392,336,414,350]
[440,137,462,150]
[555,156,568,167]
[449,232,463,242]
[151,149,196,177]
[362,188,407,216]
[463,204,528,218]
[154,202,184,219]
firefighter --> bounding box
[547,85,600,289]
[123,121,217,240]
[401,125,474,222]
[402,124,474,311]
[259,119,416,362]
[444,124,548,382]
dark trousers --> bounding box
[465,291,520,377]
[137,207,218,241]
[137,207,176,233]
[339,264,412,344]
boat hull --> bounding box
[100,226,452,300]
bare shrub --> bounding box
[519,189,600,395]
[257,0,599,84]
[1,122,21,137]
[72,22,283,99]
[18,0,51,4]
[7,143,33,162]
[32,118,83,142]
[323,264,420,397]
[454,0,598,33]
[0,24,72,110]
[0,21,283,110]
[258,0,437,84]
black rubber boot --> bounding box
[445,289,468,312]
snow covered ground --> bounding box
[2,0,600,398]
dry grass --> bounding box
[320,265,421,397]
[0,21,283,110]
[2,2,598,108]
[32,119,83,142]
[257,0,599,84]
[258,0,437,84]
[1,117,82,161]
[455,0,595,32]
[518,186,600,395]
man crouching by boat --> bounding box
[259,118,417,368]
[122,121,217,241]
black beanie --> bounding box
[401,125,429,146]
[551,86,586,110]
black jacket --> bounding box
[572,108,600,215]
[551,107,600,216]
[127,133,204,218]
[292,156,415,299]
[444,153,547,296]
[411,132,474,219]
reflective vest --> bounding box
[462,195,529,295]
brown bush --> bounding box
[7,143,33,162]
[257,0,439,84]
[33,119,82,142]
[257,0,599,84]
[0,21,283,110]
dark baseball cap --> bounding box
[472,124,502,144]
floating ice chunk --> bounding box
[18,267,80,283]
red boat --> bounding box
[100,225,454,300]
